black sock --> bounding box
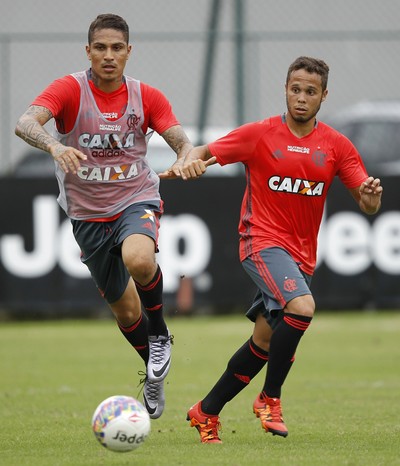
[264,313,312,398]
[201,337,269,415]
[118,313,149,364]
[135,265,167,336]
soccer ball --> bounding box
[92,395,151,452]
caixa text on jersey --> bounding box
[77,164,138,181]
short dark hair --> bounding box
[88,14,129,44]
[286,56,330,91]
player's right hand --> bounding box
[50,144,87,174]
[181,156,217,180]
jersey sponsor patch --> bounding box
[287,145,310,154]
[77,164,138,181]
[78,132,135,149]
[268,176,325,196]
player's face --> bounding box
[86,28,131,91]
[285,70,328,124]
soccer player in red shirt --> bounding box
[15,14,192,420]
[173,56,383,442]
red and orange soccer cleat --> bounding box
[186,401,222,444]
[253,393,288,437]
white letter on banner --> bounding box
[325,212,370,275]
[0,195,58,277]
[158,214,212,292]
[58,219,90,278]
[372,212,400,274]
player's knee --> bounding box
[286,294,315,318]
[108,281,142,325]
[110,303,142,327]
[126,257,155,284]
[252,334,270,351]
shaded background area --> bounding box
[2,0,400,173]
[0,0,399,317]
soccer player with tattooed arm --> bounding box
[161,56,383,442]
[15,13,192,420]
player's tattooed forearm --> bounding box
[35,132,57,152]
[17,106,56,152]
[19,120,55,152]
[163,126,192,156]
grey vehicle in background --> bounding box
[326,100,400,177]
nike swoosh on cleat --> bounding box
[152,357,171,378]
[144,399,156,414]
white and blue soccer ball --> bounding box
[92,395,151,452]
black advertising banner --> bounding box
[0,176,399,316]
[0,179,104,313]
[312,177,400,309]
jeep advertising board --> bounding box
[0,177,398,315]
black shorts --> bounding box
[242,247,312,329]
[71,201,163,304]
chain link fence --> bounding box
[1,0,399,174]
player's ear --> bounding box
[127,44,133,59]
[322,89,328,102]
[86,45,91,60]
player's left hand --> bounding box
[359,176,383,214]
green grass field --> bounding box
[1,311,399,466]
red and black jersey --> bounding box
[209,115,368,275]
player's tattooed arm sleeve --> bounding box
[161,125,193,160]
[15,105,60,153]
